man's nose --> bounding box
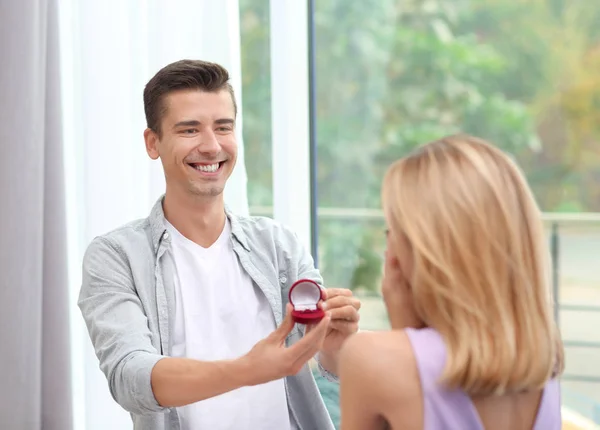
[199,131,221,154]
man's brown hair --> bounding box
[143,59,237,135]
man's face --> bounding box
[145,89,237,198]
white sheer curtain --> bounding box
[57,2,247,429]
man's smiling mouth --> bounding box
[187,161,225,174]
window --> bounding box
[240,0,273,215]
[313,0,600,425]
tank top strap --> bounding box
[405,327,482,430]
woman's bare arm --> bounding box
[338,331,423,430]
[338,332,390,430]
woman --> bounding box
[338,135,563,430]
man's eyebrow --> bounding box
[173,120,201,128]
[215,118,235,125]
[172,118,235,128]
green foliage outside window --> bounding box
[240,0,600,293]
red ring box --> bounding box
[288,279,326,324]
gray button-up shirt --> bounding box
[78,197,336,430]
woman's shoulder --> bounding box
[341,330,413,362]
[338,330,425,429]
[339,330,421,400]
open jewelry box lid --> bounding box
[288,279,325,324]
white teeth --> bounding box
[194,163,219,172]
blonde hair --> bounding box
[382,134,564,396]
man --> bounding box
[78,59,361,430]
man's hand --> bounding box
[242,303,331,386]
[150,305,329,407]
[307,288,361,374]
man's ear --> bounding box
[144,128,160,160]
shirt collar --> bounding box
[149,195,250,253]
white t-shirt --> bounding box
[166,219,295,430]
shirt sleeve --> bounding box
[316,354,340,383]
[288,229,341,384]
[78,236,168,415]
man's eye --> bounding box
[182,129,198,134]
[216,127,232,132]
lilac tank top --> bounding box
[405,328,561,430]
